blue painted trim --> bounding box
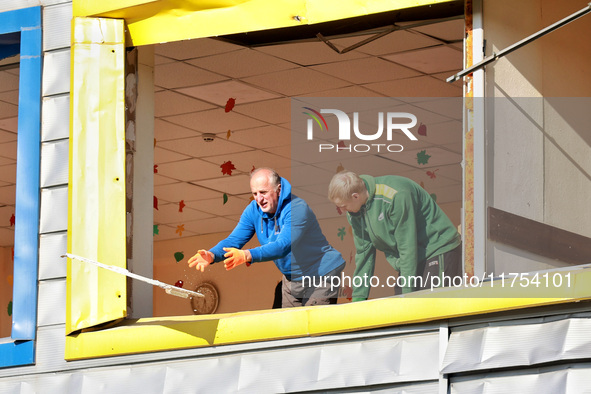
[0,341,35,368]
[0,6,42,368]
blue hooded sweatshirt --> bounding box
[209,177,344,280]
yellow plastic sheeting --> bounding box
[73,0,458,46]
[65,267,591,360]
[67,17,127,334]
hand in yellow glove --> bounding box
[188,249,214,272]
[223,247,252,271]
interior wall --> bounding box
[0,246,12,337]
[484,0,591,272]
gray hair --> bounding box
[250,167,281,189]
[328,170,366,204]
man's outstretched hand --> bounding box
[223,248,252,270]
[188,250,214,272]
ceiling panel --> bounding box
[194,196,252,216]
[177,80,281,107]
[154,62,227,89]
[163,108,268,133]
[256,41,368,66]
[364,75,462,97]
[0,72,18,92]
[335,30,442,56]
[383,45,462,74]
[154,119,200,141]
[156,158,223,182]
[154,203,214,224]
[242,68,352,96]
[233,97,292,125]
[192,174,252,195]
[186,48,298,78]
[412,19,465,42]
[228,125,291,149]
[311,56,421,84]
[154,90,215,117]
[154,146,192,165]
[0,117,17,133]
[154,38,242,60]
[154,182,220,202]
[157,135,253,158]
[201,150,292,173]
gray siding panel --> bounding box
[40,186,68,233]
[42,49,70,97]
[41,139,69,187]
[42,3,72,51]
[37,279,66,326]
[42,94,69,142]
[39,232,67,280]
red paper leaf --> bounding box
[174,280,184,288]
[179,200,186,212]
[154,196,159,210]
[9,213,15,227]
[426,169,439,179]
[154,164,158,174]
[221,161,236,175]
[225,98,236,112]
[418,123,427,136]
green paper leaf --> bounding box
[417,150,431,165]
[174,251,184,263]
[337,227,346,240]
[153,224,159,235]
[223,193,228,204]
[7,300,12,317]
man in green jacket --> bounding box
[328,170,462,301]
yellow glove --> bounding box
[223,247,252,271]
[188,249,214,272]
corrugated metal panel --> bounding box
[40,186,68,233]
[0,1,41,13]
[42,49,70,96]
[38,279,66,326]
[0,328,441,392]
[39,232,67,280]
[450,363,591,394]
[42,94,69,142]
[442,316,591,374]
[41,139,69,187]
[43,3,72,51]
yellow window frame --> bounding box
[66,12,591,360]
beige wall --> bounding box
[0,246,12,338]
[484,0,591,271]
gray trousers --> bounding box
[282,264,345,307]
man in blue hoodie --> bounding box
[188,167,345,307]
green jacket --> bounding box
[347,175,461,300]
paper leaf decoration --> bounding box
[225,98,236,112]
[7,274,13,286]
[179,200,186,212]
[336,163,345,173]
[176,224,185,237]
[342,286,353,301]
[7,300,12,317]
[221,161,236,175]
[174,280,184,288]
[426,169,439,179]
[154,196,159,210]
[223,193,228,204]
[418,123,427,136]
[9,214,14,227]
[337,141,346,149]
[153,225,159,235]
[337,227,346,240]
[420,181,425,189]
[417,150,431,165]
[251,165,256,173]
[227,129,231,139]
[154,165,158,174]
[174,251,184,263]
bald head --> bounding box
[250,168,281,214]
